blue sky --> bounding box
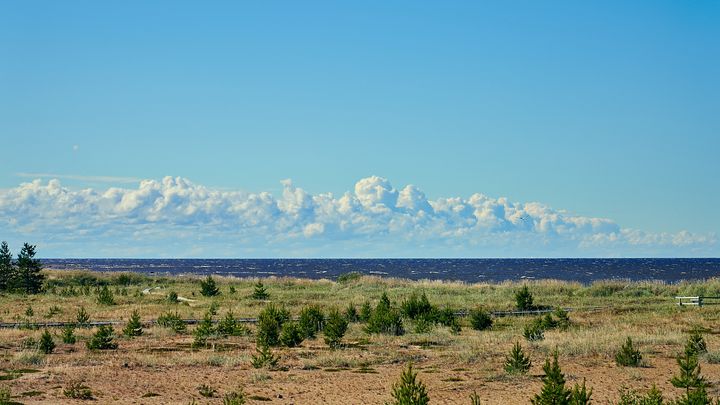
[0,1,718,257]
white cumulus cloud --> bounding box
[0,176,715,257]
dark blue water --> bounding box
[41,258,720,283]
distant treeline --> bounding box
[0,241,45,294]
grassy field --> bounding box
[1,270,719,404]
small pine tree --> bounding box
[25,305,34,317]
[96,285,115,305]
[515,285,534,311]
[251,343,279,369]
[251,280,269,300]
[531,351,571,405]
[615,337,642,367]
[39,329,55,354]
[192,312,216,348]
[388,363,429,405]
[569,379,592,405]
[671,346,707,403]
[76,306,90,326]
[256,304,289,347]
[359,300,372,322]
[123,310,143,338]
[62,325,76,344]
[298,305,325,339]
[0,241,13,292]
[324,308,348,349]
[685,328,707,357]
[279,322,304,348]
[524,318,545,342]
[469,308,493,331]
[217,311,248,337]
[554,308,571,330]
[15,243,45,294]
[344,303,359,322]
[504,341,532,374]
[86,325,118,350]
[200,275,220,297]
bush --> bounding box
[388,363,429,405]
[223,388,247,405]
[324,308,348,349]
[469,308,493,331]
[401,292,434,320]
[39,329,55,354]
[344,303,359,322]
[256,304,290,347]
[96,285,115,305]
[157,311,187,333]
[197,384,217,398]
[337,271,362,284]
[193,312,216,348]
[76,306,90,326]
[123,309,143,338]
[504,341,531,374]
[86,325,118,350]
[365,294,404,336]
[298,305,325,339]
[523,318,545,342]
[685,328,707,357]
[251,344,279,369]
[359,300,372,322]
[616,385,664,405]
[200,275,220,297]
[251,281,269,300]
[515,285,534,311]
[62,325,76,344]
[64,381,93,400]
[615,337,642,367]
[279,322,304,348]
[217,311,248,337]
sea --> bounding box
[41,258,720,284]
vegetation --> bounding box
[616,337,642,367]
[192,312,216,348]
[388,363,429,405]
[251,344,279,369]
[504,341,532,374]
[671,346,708,403]
[39,329,55,354]
[531,351,592,405]
[279,322,304,348]
[0,242,45,294]
[123,309,143,337]
[298,305,325,339]
[324,307,349,348]
[157,311,187,333]
[63,381,93,400]
[217,311,248,337]
[366,292,404,335]
[61,324,77,344]
[96,285,115,305]
[469,308,493,331]
[200,275,220,297]
[256,304,290,347]
[251,280,269,300]
[86,325,118,350]
[515,285,534,311]
[75,306,90,326]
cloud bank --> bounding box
[0,176,715,257]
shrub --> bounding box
[541,313,558,330]
[337,271,362,284]
[279,322,304,348]
[0,386,10,403]
[25,305,34,317]
[251,281,269,300]
[192,312,216,348]
[256,304,290,347]
[76,306,90,326]
[298,305,325,339]
[344,303,359,322]
[223,388,247,405]
[64,381,93,400]
[469,308,493,331]
[570,379,592,405]
[217,311,248,337]
[62,325,76,344]
[86,325,118,350]
[531,351,570,405]
[388,363,429,405]
[200,275,220,297]
[401,292,434,320]
[615,337,642,367]
[123,309,143,338]
[671,346,708,403]
[515,285,534,311]
[39,329,55,354]
[45,305,62,318]
[96,285,115,305]
[197,384,217,398]
[324,308,348,349]
[685,328,707,357]
[504,341,532,374]
[167,290,179,303]
[359,300,372,322]
[251,344,279,369]
[523,318,545,342]
[228,285,237,294]
[157,311,187,333]
[366,294,404,336]
[616,385,664,405]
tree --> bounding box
[251,281,269,300]
[324,308,348,349]
[39,329,56,354]
[388,363,429,405]
[123,310,143,338]
[616,337,642,367]
[279,322,304,348]
[515,285,534,311]
[469,308,493,331]
[15,243,44,294]
[298,305,325,339]
[504,341,532,374]
[569,379,592,405]
[531,351,571,405]
[671,346,708,404]
[200,275,220,297]
[685,328,707,357]
[86,325,118,350]
[0,241,13,292]
[96,285,115,305]
[192,311,216,348]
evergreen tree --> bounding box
[123,309,143,338]
[616,337,642,367]
[279,322,304,348]
[256,304,289,347]
[200,275,220,297]
[531,351,571,405]
[359,300,373,322]
[298,305,325,339]
[15,243,44,294]
[76,306,90,326]
[217,311,248,337]
[96,285,115,305]
[0,241,13,292]
[344,303,359,322]
[515,285,534,311]
[251,281,269,300]
[685,328,707,357]
[86,325,118,350]
[39,329,56,354]
[469,308,493,331]
[62,325,76,344]
[192,311,216,348]
[671,346,708,404]
[324,308,348,349]
[504,341,532,374]
[569,379,592,405]
[388,363,430,405]
[251,343,279,369]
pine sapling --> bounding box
[251,280,269,300]
[388,363,429,405]
[123,309,143,338]
[615,337,642,367]
[531,351,570,405]
[504,341,532,374]
[39,329,55,354]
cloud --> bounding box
[0,176,715,257]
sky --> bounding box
[0,1,718,258]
